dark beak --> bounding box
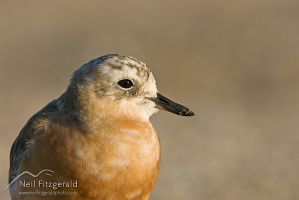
[150,93,195,116]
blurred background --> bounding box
[1,0,299,199]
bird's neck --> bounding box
[58,84,151,133]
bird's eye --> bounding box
[117,79,134,89]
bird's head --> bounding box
[67,54,194,121]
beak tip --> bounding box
[179,109,195,117]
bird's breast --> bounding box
[71,119,161,199]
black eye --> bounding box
[117,79,134,89]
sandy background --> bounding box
[1,0,299,199]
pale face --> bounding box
[76,54,194,121]
[94,55,159,120]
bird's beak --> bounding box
[150,93,195,116]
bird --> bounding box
[9,54,194,200]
